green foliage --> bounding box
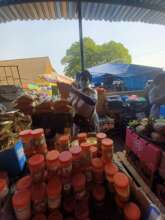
[61,37,132,78]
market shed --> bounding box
[88,63,165,90]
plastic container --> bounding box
[124,202,141,220]
[101,138,113,163]
[31,183,47,213]
[69,145,82,173]
[48,210,63,220]
[47,177,62,210]
[90,146,98,159]
[80,142,91,169]
[59,151,72,177]
[91,158,104,184]
[31,129,47,155]
[96,132,107,156]
[28,154,45,183]
[19,129,33,158]
[0,178,8,201]
[32,213,47,220]
[58,135,70,151]
[105,163,118,192]
[12,190,31,220]
[16,175,32,192]
[62,176,72,195]
[92,185,105,207]
[46,150,59,178]
[113,172,130,199]
[72,173,86,200]
[105,163,118,180]
[77,133,87,144]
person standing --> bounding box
[68,70,99,134]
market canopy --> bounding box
[0,0,165,25]
[88,63,165,90]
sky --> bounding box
[0,19,165,73]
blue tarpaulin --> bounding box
[88,63,165,90]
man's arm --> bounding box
[71,87,96,106]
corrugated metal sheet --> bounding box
[0,0,165,25]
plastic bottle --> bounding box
[124,202,141,220]
[101,138,113,163]
[59,151,72,177]
[31,183,47,214]
[47,177,62,210]
[31,129,47,155]
[91,158,104,184]
[58,135,70,151]
[72,173,86,200]
[16,175,32,192]
[104,163,118,192]
[96,132,107,156]
[77,133,87,145]
[12,190,31,220]
[46,150,59,178]
[69,145,82,173]
[19,129,33,158]
[28,154,45,183]
[113,172,130,200]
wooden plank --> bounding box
[117,151,165,214]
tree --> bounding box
[61,37,132,78]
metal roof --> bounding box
[0,0,165,25]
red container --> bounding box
[31,129,47,155]
[96,132,107,156]
[101,138,113,163]
[124,202,141,220]
[46,150,59,178]
[59,135,70,151]
[141,142,161,172]
[12,190,31,220]
[113,172,130,199]
[91,158,104,184]
[47,177,62,210]
[19,129,33,158]
[80,142,91,169]
[31,183,47,213]
[72,173,86,200]
[59,151,72,177]
[90,146,98,159]
[92,185,105,206]
[28,154,45,183]
[77,133,87,144]
[69,145,82,173]
[16,175,32,192]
